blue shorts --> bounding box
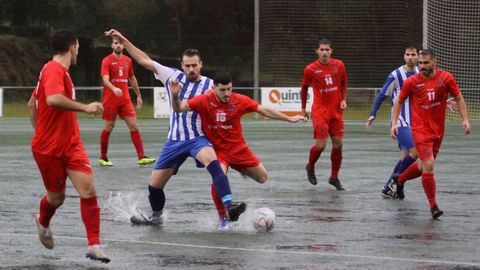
[396,126,414,151]
[154,136,213,174]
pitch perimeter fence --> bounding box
[0,86,478,120]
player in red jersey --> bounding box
[301,38,348,190]
[98,38,155,166]
[390,49,471,219]
[170,70,306,221]
[28,30,110,263]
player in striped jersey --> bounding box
[366,46,420,198]
[105,29,246,230]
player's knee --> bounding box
[255,173,268,184]
[421,160,435,172]
[128,124,139,132]
[316,144,326,152]
[48,194,65,208]
[104,124,115,132]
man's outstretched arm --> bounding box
[104,29,156,72]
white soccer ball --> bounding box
[254,207,276,232]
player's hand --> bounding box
[84,102,104,116]
[446,98,458,112]
[136,96,143,109]
[301,109,309,120]
[104,29,125,42]
[290,115,308,123]
[390,125,398,140]
[463,120,471,134]
[112,87,123,97]
[366,115,375,130]
[340,100,347,111]
[169,80,182,96]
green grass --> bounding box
[3,102,391,120]
[3,102,154,119]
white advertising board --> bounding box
[260,87,312,112]
[153,87,170,118]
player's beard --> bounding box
[187,72,198,81]
[421,68,433,77]
[113,47,123,55]
[217,94,230,103]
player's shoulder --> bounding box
[330,58,345,67]
[121,54,133,62]
[102,53,114,62]
[404,72,423,84]
[233,92,255,104]
[43,61,66,76]
[436,69,452,78]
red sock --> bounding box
[100,129,111,159]
[130,130,145,159]
[80,196,101,246]
[39,195,57,228]
[211,184,228,218]
[398,162,422,184]
[307,145,322,169]
[330,147,342,179]
[421,173,437,209]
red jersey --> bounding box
[187,91,259,154]
[302,58,347,117]
[31,61,81,157]
[101,54,134,104]
[399,69,460,139]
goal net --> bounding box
[258,0,480,120]
[424,1,480,120]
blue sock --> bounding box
[207,160,233,209]
[384,155,417,189]
[384,160,403,188]
[148,185,165,216]
[396,155,416,174]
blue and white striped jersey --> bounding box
[369,66,419,127]
[153,61,213,141]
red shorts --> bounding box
[413,134,442,160]
[33,142,92,192]
[102,100,136,121]
[216,145,261,173]
[311,115,344,139]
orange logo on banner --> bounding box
[269,89,282,105]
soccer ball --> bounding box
[254,207,276,232]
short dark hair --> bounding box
[405,45,418,53]
[51,30,77,55]
[318,38,332,48]
[182,48,201,60]
[419,48,436,59]
[213,70,232,85]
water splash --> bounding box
[103,191,150,222]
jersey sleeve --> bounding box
[301,65,313,87]
[153,61,176,85]
[369,74,395,117]
[339,61,348,101]
[100,57,110,77]
[187,94,207,113]
[446,72,461,97]
[43,67,66,97]
[239,94,259,113]
[398,78,413,102]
